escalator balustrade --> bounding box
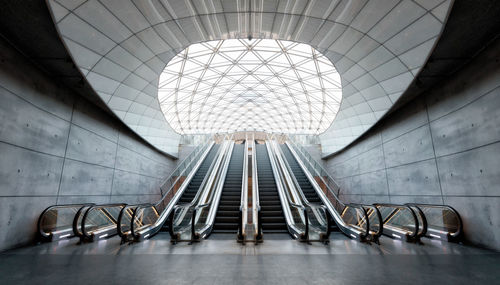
[162,144,220,232]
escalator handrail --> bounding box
[287,137,343,193]
[252,139,263,241]
[158,135,212,195]
[73,204,95,238]
[191,140,234,239]
[276,143,318,208]
[406,203,462,238]
[361,204,384,238]
[132,141,224,239]
[406,203,428,238]
[171,140,233,240]
[270,141,306,208]
[81,203,126,239]
[171,142,226,213]
[346,203,372,236]
[37,203,94,240]
[124,140,214,238]
[276,143,331,212]
[117,203,149,238]
[148,141,215,211]
[284,142,369,239]
[374,203,419,239]
[285,141,345,208]
[238,139,249,240]
[275,142,334,240]
[265,141,308,239]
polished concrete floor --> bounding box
[1,233,499,284]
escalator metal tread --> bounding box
[212,144,245,234]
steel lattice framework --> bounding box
[158,39,342,134]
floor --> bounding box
[0,232,499,284]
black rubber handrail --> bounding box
[73,204,95,238]
[167,141,230,242]
[237,140,248,242]
[128,141,215,240]
[267,141,311,241]
[406,203,463,240]
[406,203,428,239]
[285,141,371,241]
[276,143,334,242]
[253,140,263,242]
[362,204,384,239]
[117,204,149,239]
[81,203,126,240]
[374,203,419,239]
[347,203,371,239]
[37,203,94,241]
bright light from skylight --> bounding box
[158,39,342,134]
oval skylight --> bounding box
[158,39,342,135]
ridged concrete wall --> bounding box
[0,38,175,251]
[324,39,500,250]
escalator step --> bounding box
[213,144,244,235]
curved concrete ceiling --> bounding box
[46,0,453,157]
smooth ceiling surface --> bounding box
[46,0,453,157]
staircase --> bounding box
[213,144,245,233]
[256,144,288,233]
[161,144,220,231]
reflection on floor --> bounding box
[1,233,499,284]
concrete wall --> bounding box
[324,39,500,250]
[0,38,176,251]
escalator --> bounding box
[280,145,338,233]
[212,144,245,234]
[280,145,321,204]
[161,144,220,232]
[255,144,288,233]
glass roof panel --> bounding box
[158,39,342,134]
